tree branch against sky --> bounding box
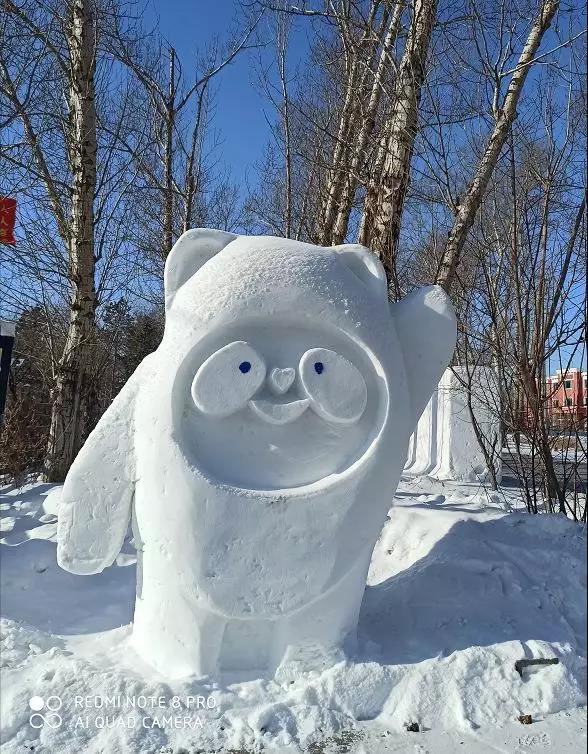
[435,0,562,293]
[1,0,586,494]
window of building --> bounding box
[565,398,573,407]
[564,380,572,389]
[553,399,559,407]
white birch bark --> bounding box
[359,0,437,297]
[45,0,98,481]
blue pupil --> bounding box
[239,361,251,374]
[314,361,324,374]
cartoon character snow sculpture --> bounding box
[57,230,456,679]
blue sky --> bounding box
[142,0,281,184]
[2,0,584,373]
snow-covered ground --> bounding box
[1,477,586,753]
[504,434,587,463]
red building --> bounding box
[545,368,587,429]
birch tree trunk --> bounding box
[277,14,293,238]
[318,42,361,243]
[318,0,383,245]
[359,0,437,297]
[435,0,560,293]
[183,83,207,234]
[162,47,176,257]
[45,0,98,481]
[331,0,404,245]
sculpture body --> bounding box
[57,231,456,679]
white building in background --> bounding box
[405,366,502,484]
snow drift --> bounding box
[0,479,585,753]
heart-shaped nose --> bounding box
[269,367,295,395]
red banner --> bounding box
[0,197,17,245]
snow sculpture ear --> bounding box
[334,244,388,297]
[164,228,237,310]
[392,285,457,424]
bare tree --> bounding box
[1,0,158,479]
[452,88,586,518]
[435,0,560,292]
[359,0,437,297]
[248,0,403,243]
[330,0,404,245]
[111,16,259,261]
[318,0,386,244]
[2,0,101,480]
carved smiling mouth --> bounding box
[249,398,310,425]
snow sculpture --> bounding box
[434,367,502,482]
[57,230,456,680]
[403,389,439,476]
[404,367,501,483]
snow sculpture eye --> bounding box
[191,341,266,417]
[299,348,367,424]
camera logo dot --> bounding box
[29,695,63,729]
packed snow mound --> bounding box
[1,480,586,753]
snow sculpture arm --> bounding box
[392,285,456,423]
[57,356,151,575]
